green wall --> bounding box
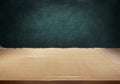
[0,0,120,48]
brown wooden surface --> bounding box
[0,81,120,84]
[0,48,120,80]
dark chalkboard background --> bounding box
[0,0,120,48]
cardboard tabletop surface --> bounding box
[0,48,120,80]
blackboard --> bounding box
[0,0,120,48]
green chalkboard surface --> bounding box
[0,0,120,48]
